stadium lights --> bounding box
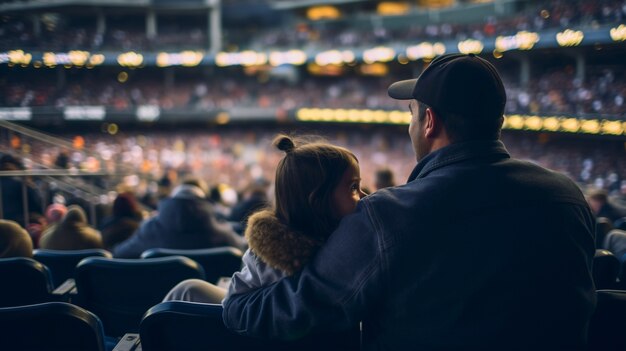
[296,109,626,135]
[269,50,307,66]
[363,46,396,64]
[215,51,267,67]
[89,54,105,66]
[556,29,584,47]
[610,24,626,41]
[543,117,561,132]
[406,42,446,60]
[306,6,341,21]
[297,108,411,124]
[43,51,105,68]
[314,50,355,66]
[117,52,144,68]
[1,50,32,65]
[495,31,540,52]
[457,39,484,54]
[377,2,410,16]
[68,50,90,66]
[156,51,204,67]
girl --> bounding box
[164,134,367,303]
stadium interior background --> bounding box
[1,0,625,224]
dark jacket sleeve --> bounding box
[112,217,159,258]
[222,200,384,339]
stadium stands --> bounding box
[0,0,625,349]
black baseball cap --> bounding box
[388,53,506,118]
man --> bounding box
[587,188,626,223]
[223,54,596,350]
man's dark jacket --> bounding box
[223,140,596,350]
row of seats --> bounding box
[0,247,244,337]
[0,291,624,351]
[0,248,360,350]
[0,300,361,351]
[1,248,625,350]
[31,246,243,289]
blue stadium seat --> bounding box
[0,302,106,351]
[588,290,626,351]
[592,250,620,290]
[75,256,205,337]
[0,257,54,307]
[33,249,112,288]
[140,301,360,351]
[140,246,243,284]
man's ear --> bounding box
[423,108,440,139]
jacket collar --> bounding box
[407,140,510,182]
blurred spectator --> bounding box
[587,189,626,223]
[39,205,103,250]
[113,178,247,258]
[0,219,33,258]
[229,178,270,230]
[25,213,47,249]
[45,203,68,225]
[54,151,69,169]
[99,192,144,251]
[374,168,396,191]
[0,154,42,227]
[602,229,626,262]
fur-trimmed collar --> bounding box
[245,210,324,275]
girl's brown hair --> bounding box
[272,134,358,240]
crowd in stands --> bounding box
[0,0,624,51]
[4,125,626,207]
[1,126,625,259]
[2,65,625,118]
[231,0,626,51]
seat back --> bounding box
[33,249,112,288]
[75,256,205,337]
[592,250,619,289]
[0,302,106,351]
[588,290,626,351]
[0,257,54,307]
[140,301,360,351]
[141,247,243,284]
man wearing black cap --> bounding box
[223,54,596,350]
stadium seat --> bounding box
[33,249,112,288]
[140,301,360,351]
[588,290,626,351]
[0,302,106,351]
[140,246,243,284]
[592,250,620,289]
[595,217,614,250]
[0,257,54,307]
[75,256,205,337]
